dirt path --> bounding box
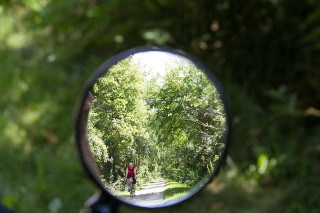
[125,178,166,207]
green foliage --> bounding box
[88,57,160,191]
[148,63,226,185]
[0,0,319,212]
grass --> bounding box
[163,180,191,200]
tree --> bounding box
[88,57,160,190]
[148,62,227,185]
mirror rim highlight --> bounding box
[74,46,231,209]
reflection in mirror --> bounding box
[86,51,227,207]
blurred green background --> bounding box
[0,0,319,213]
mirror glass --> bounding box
[83,50,228,207]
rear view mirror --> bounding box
[75,46,231,212]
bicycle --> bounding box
[127,178,135,199]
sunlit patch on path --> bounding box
[126,179,166,207]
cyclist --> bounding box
[125,163,136,194]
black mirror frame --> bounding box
[74,46,231,210]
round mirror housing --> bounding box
[75,46,231,209]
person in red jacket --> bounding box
[125,163,137,193]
